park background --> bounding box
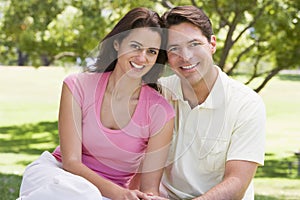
[0,0,299,199]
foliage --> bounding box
[158,0,300,91]
[0,0,299,91]
[0,0,159,66]
[177,0,299,67]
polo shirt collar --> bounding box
[171,66,226,109]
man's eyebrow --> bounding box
[166,44,179,49]
[188,39,199,43]
[167,39,200,49]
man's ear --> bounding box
[210,35,217,54]
[113,40,119,51]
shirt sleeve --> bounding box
[63,73,84,107]
[227,96,266,165]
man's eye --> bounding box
[168,47,179,52]
[190,42,201,47]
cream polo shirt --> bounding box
[159,66,266,200]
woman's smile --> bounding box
[130,61,145,70]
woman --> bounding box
[18,7,174,200]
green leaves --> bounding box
[0,0,299,91]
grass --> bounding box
[0,66,79,126]
[0,121,59,171]
[252,74,300,200]
[0,66,300,199]
[0,66,77,200]
[254,178,300,200]
[0,173,22,200]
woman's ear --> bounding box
[113,40,119,51]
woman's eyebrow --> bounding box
[149,47,159,51]
[130,41,143,46]
[131,40,160,50]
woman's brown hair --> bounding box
[90,7,167,91]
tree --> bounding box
[0,0,161,66]
[158,0,300,92]
[1,0,65,66]
[252,0,300,92]
[0,0,299,92]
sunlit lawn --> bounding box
[0,66,78,200]
[230,73,300,199]
[0,66,299,200]
[0,66,79,126]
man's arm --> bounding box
[194,160,258,200]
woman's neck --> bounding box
[106,69,142,100]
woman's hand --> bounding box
[144,193,169,200]
[111,188,153,200]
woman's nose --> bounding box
[136,49,147,62]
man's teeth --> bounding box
[131,62,144,69]
[181,64,196,69]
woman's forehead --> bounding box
[124,27,162,48]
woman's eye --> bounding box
[130,44,141,50]
[148,49,158,55]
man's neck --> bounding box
[181,67,218,108]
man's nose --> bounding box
[181,47,193,61]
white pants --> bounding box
[17,151,110,200]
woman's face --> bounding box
[114,27,162,79]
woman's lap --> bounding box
[18,151,103,200]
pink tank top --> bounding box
[53,72,174,187]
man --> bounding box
[159,5,266,200]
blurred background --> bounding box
[0,0,299,199]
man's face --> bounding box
[166,22,216,86]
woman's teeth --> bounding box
[130,61,144,69]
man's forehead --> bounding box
[167,31,196,47]
[167,28,190,37]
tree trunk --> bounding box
[255,68,281,93]
[41,54,51,66]
[17,49,28,66]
